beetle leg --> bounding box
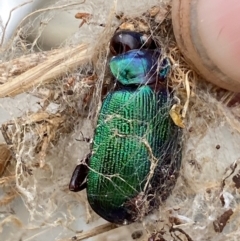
[69,153,91,192]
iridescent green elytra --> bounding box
[87,84,181,224]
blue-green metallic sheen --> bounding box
[109,49,170,85]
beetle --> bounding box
[69,30,182,225]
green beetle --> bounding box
[69,31,182,224]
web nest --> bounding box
[0,1,240,241]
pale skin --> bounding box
[198,0,240,83]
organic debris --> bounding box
[213,209,234,233]
[0,144,12,176]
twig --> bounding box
[182,70,191,118]
[0,44,90,97]
[60,223,118,241]
[0,51,53,84]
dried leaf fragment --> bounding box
[170,104,185,128]
[148,6,160,17]
[119,22,135,31]
[213,209,233,233]
[75,12,92,19]
[75,12,92,27]
[232,172,240,188]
